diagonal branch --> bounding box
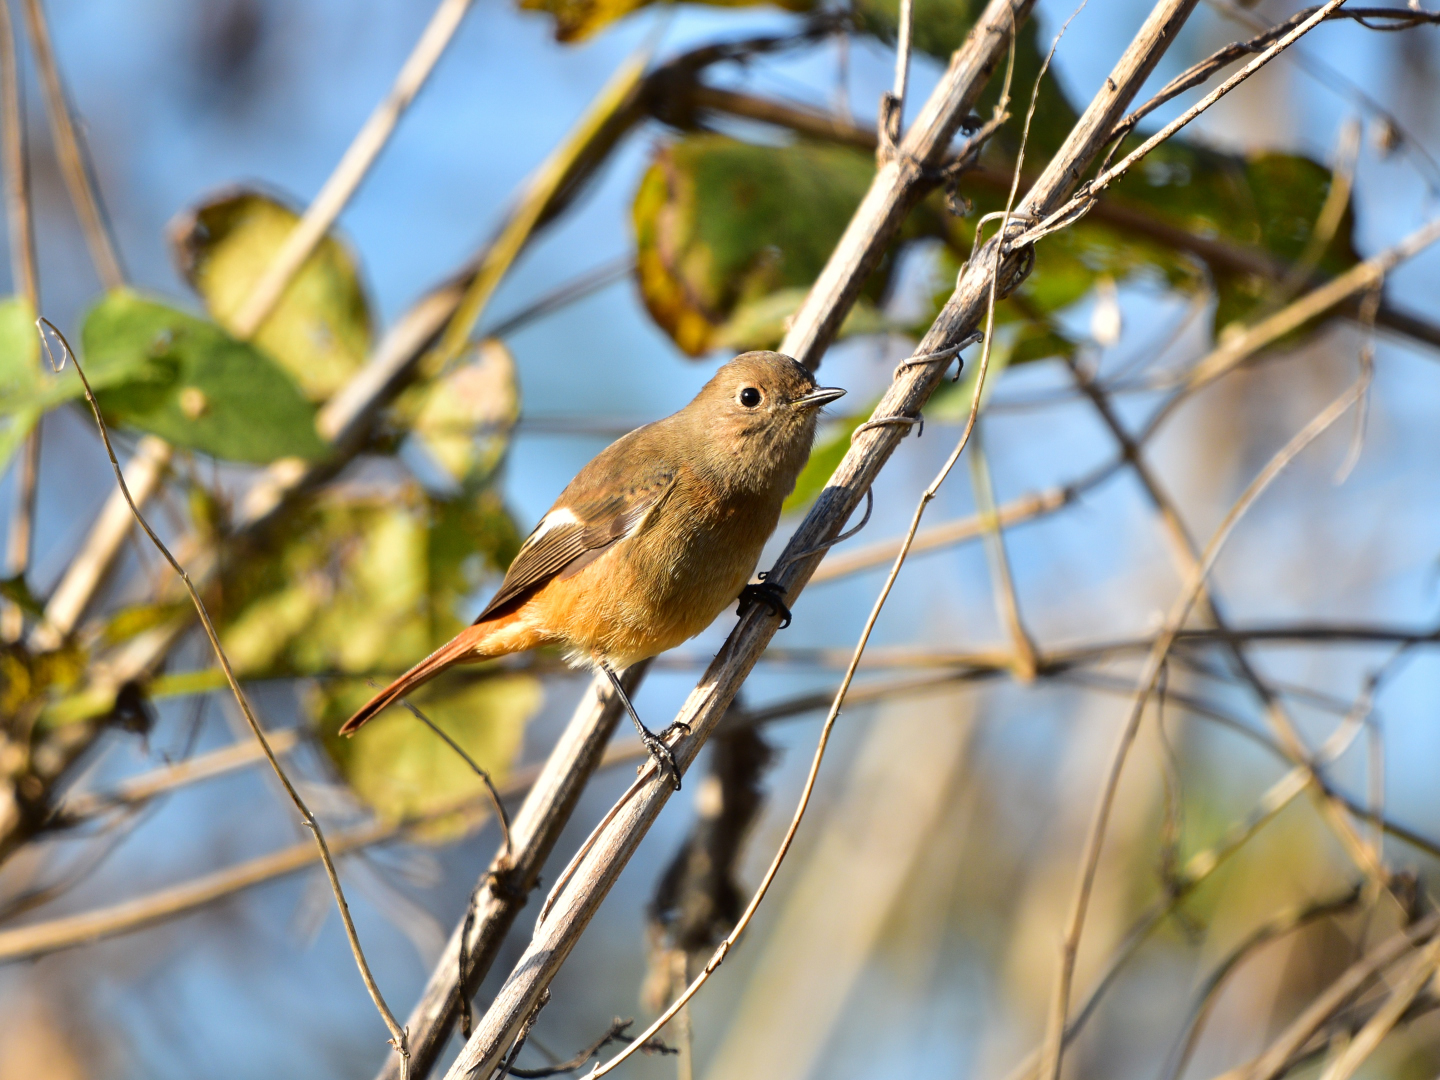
[377,5,1040,1077]
[229,0,476,339]
[48,323,410,1072]
[439,0,1206,1074]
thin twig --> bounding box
[51,727,301,823]
[1036,373,1368,1080]
[967,424,1038,680]
[30,435,172,650]
[1272,116,1363,307]
[0,0,34,308]
[36,320,410,1076]
[1315,934,1440,1080]
[1016,0,1352,249]
[228,0,476,338]
[0,0,37,643]
[1219,912,1440,1080]
[17,0,122,289]
[395,696,512,858]
[1160,888,1366,1080]
[1141,216,1440,446]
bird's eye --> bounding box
[738,387,762,408]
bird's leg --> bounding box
[737,577,791,628]
[600,663,682,791]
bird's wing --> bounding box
[475,437,677,622]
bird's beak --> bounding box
[794,386,846,410]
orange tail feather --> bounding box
[338,621,503,736]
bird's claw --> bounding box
[640,729,683,790]
[738,581,792,628]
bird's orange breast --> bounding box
[516,470,780,668]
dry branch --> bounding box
[0,670,983,966]
[17,0,122,289]
[1038,371,1368,1080]
[229,0,475,338]
[0,0,37,643]
[52,727,302,823]
[1217,911,1440,1080]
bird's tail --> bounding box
[338,621,502,736]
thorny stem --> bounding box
[39,321,411,1078]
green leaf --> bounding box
[217,485,519,681]
[398,339,519,489]
[0,296,38,387]
[0,573,44,618]
[851,0,982,60]
[171,189,372,402]
[783,413,865,516]
[0,297,42,474]
[315,672,540,840]
[81,291,328,463]
[635,135,924,356]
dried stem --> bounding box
[229,0,475,338]
[0,0,37,643]
[967,425,1038,679]
[809,485,1072,583]
[1160,889,1366,1080]
[1314,934,1440,1080]
[17,0,122,289]
[1218,912,1440,1080]
[52,727,301,823]
[0,0,34,307]
[1037,374,1367,1080]
[1016,0,1351,248]
[30,434,171,650]
[40,322,409,1075]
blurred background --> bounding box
[0,0,1439,1077]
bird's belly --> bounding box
[532,503,772,667]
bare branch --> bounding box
[0,0,37,643]
[1038,372,1367,1080]
[17,0,122,289]
[1160,888,1365,1080]
[52,727,302,824]
[30,434,171,650]
[43,322,410,1074]
[228,0,476,338]
[1219,912,1440,1080]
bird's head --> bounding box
[683,351,846,494]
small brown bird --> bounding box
[339,351,844,787]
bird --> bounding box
[338,351,845,788]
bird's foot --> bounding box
[738,581,791,628]
[638,726,683,791]
[660,720,692,741]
